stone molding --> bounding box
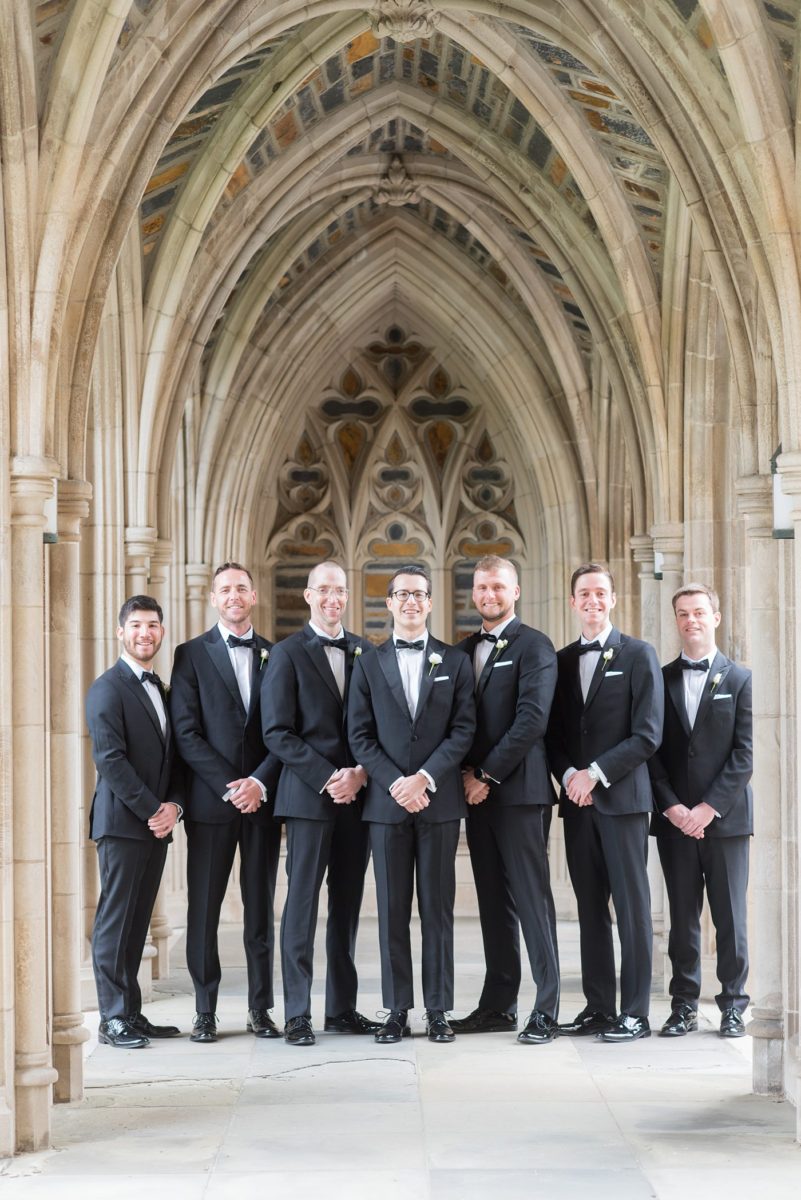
[371,1,440,42]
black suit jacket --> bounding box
[263,624,373,820]
[170,625,281,824]
[547,628,663,817]
[86,659,181,841]
[347,634,476,824]
[649,652,753,838]
[458,618,557,806]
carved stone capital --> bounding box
[735,474,772,533]
[371,1,440,43]
[629,533,655,570]
[375,155,420,207]
[56,479,93,541]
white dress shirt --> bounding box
[392,633,435,793]
[121,652,166,735]
[219,620,254,710]
[681,648,715,728]
[473,614,515,687]
[309,620,346,699]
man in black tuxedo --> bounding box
[348,565,475,1044]
[86,595,182,1048]
[547,563,663,1043]
[450,556,560,1044]
[649,583,752,1039]
[170,562,282,1043]
[263,561,378,1046]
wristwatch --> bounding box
[474,767,491,783]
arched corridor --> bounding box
[1,0,800,1154]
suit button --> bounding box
[412,734,419,742]
[689,748,696,758]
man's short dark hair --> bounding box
[570,562,615,596]
[212,561,253,585]
[386,564,432,597]
[118,595,163,626]
[672,582,720,613]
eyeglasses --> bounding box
[308,587,348,599]
[390,590,430,603]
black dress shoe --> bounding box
[659,1005,698,1038]
[247,1009,280,1038]
[517,1010,559,1044]
[128,1013,181,1039]
[98,1017,149,1049]
[284,1015,316,1046]
[190,1012,218,1043]
[558,1007,616,1036]
[449,1007,517,1033]
[425,1010,455,1043]
[374,1010,410,1044]
[324,1009,381,1034]
[719,1007,746,1038]
[597,1013,651,1043]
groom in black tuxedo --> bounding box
[170,562,282,1043]
[86,595,182,1048]
[649,584,753,1039]
[347,565,475,1044]
[263,561,378,1046]
[450,555,560,1044]
[547,563,663,1043]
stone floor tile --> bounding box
[430,1167,658,1199]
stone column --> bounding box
[736,474,784,1094]
[186,562,210,639]
[631,533,667,988]
[50,480,92,1102]
[650,522,684,662]
[146,540,174,981]
[10,461,59,1151]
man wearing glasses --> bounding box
[348,565,475,1044]
[263,562,378,1045]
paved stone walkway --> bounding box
[1,919,798,1197]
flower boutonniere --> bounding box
[600,647,615,673]
[259,648,269,670]
[353,646,362,658]
[491,638,508,660]
[428,651,443,676]
[710,671,723,693]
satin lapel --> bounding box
[119,665,164,743]
[205,632,246,714]
[413,637,443,724]
[300,626,342,704]
[565,642,583,709]
[476,619,521,701]
[691,654,730,738]
[665,660,691,738]
[246,636,269,720]
[583,629,622,710]
[377,639,413,723]
[342,635,363,711]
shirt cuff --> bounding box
[170,802,183,819]
[248,776,267,804]
[590,760,611,789]
[419,769,436,792]
[562,766,577,788]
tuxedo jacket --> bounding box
[347,634,476,824]
[86,658,181,841]
[263,624,373,820]
[649,652,753,838]
[547,628,663,817]
[170,625,281,825]
[458,618,557,806]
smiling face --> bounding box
[117,609,164,668]
[210,568,256,635]
[674,592,720,659]
[386,572,432,640]
[304,563,348,635]
[472,565,520,630]
[570,571,616,640]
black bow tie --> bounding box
[227,635,255,649]
[395,639,425,651]
[479,632,497,643]
[682,659,709,671]
[318,636,347,651]
[140,671,160,687]
[577,640,602,655]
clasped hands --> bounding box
[390,773,430,813]
[462,770,489,806]
[326,766,367,805]
[148,802,180,838]
[665,801,716,839]
[566,768,596,807]
[224,777,264,814]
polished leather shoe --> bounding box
[247,1009,280,1038]
[324,1009,381,1034]
[558,1007,616,1036]
[597,1013,651,1043]
[719,1007,746,1038]
[128,1013,181,1039]
[659,1005,698,1038]
[517,1010,559,1044]
[425,1010,455,1043]
[374,1010,410,1044]
[190,1012,218,1043]
[98,1017,149,1049]
[449,1007,517,1034]
[284,1015,316,1046]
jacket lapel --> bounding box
[413,636,442,724]
[476,618,520,701]
[377,638,413,723]
[205,629,246,715]
[691,652,730,737]
[665,659,691,738]
[301,624,344,704]
[118,661,165,743]
[584,628,622,710]
[246,635,270,720]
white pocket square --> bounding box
[713,693,732,699]
[605,670,623,677]
[433,675,450,682]
[493,660,513,668]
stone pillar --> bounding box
[650,523,684,662]
[10,461,59,1151]
[430,563,452,641]
[735,474,784,1094]
[147,540,174,981]
[50,480,92,1102]
[631,533,666,988]
[186,562,210,639]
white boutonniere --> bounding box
[491,638,509,661]
[710,671,722,692]
[259,648,269,670]
[600,647,615,674]
[428,652,443,676]
[353,646,362,658]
